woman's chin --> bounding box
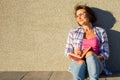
[78,23,83,26]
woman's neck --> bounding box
[82,23,93,32]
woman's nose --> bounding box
[77,16,82,20]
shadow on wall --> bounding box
[92,7,120,73]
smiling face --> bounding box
[75,9,91,26]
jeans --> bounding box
[69,55,103,80]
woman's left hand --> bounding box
[97,55,104,61]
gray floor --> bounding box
[0,71,120,80]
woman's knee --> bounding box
[85,51,95,57]
[77,60,85,64]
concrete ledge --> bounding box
[0,71,120,80]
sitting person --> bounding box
[65,5,111,80]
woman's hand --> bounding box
[97,55,104,61]
[75,48,82,56]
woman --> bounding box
[65,5,110,80]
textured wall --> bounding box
[0,0,120,72]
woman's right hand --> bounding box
[75,48,82,56]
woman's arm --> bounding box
[65,30,74,58]
[100,29,110,60]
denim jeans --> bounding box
[69,55,103,80]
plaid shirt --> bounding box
[65,26,109,60]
